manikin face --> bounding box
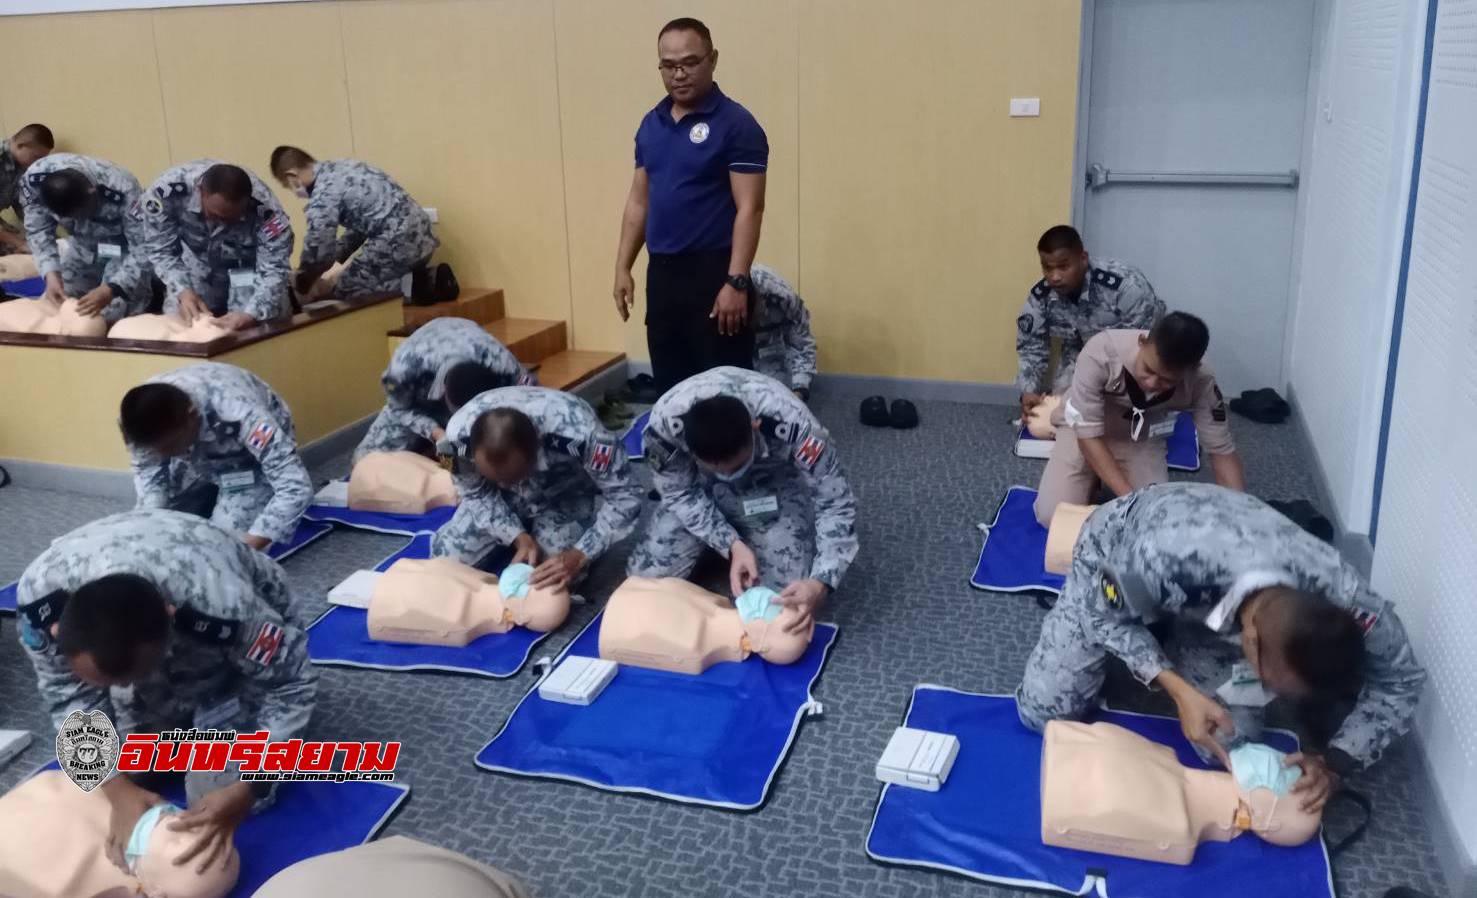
[475,445,536,491]
[1038,248,1090,298]
[1129,338,1187,396]
[658,28,717,108]
[199,189,248,224]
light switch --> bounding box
[1010,97,1041,117]
[422,206,439,223]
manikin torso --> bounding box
[1040,721,1321,865]
[367,556,570,646]
[1045,502,1097,575]
[0,770,240,898]
[0,252,39,280]
[107,314,232,343]
[0,298,108,337]
[598,577,813,675]
[348,451,459,515]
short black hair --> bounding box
[469,407,539,465]
[659,16,712,48]
[201,163,253,203]
[38,169,93,217]
[1037,225,1084,255]
[14,123,54,150]
[1148,311,1210,369]
[269,145,316,180]
[443,361,509,411]
[1277,590,1367,702]
[119,382,193,447]
[682,395,752,463]
[56,574,170,677]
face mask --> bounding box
[736,586,783,623]
[1228,742,1302,796]
[292,184,310,199]
[125,802,183,871]
[710,435,756,483]
[498,563,534,599]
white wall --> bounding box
[1371,0,1477,884]
[1284,0,1428,535]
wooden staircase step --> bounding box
[402,287,505,328]
[485,318,567,366]
[535,349,626,392]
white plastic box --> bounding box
[538,656,618,706]
[875,726,960,792]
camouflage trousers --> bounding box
[335,224,436,299]
[432,476,596,568]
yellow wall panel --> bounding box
[340,0,571,324]
[151,1,356,260]
[797,0,1081,381]
[0,10,171,196]
[554,0,800,360]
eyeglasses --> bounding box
[658,51,711,75]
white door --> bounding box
[1079,0,1315,393]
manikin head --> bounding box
[734,587,813,664]
[53,574,170,689]
[0,298,108,336]
[1044,502,1097,575]
[442,361,509,416]
[1037,225,1090,299]
[1237,586,1367,704]
[108,314,233,343]
[120,382,200,457]
[9,123,54,169]
[1131,311,1210,396]
[657,17,718,109]
[38,167,98,219]
[684,395,759,481]
[268,144,317,199]
[1025,394,1061,439]
[130,804,241,898]
[347,451,459,515]
[469,406,540,489]
[199,164,253,224]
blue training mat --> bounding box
[2,276,45,297]
[971,486,1064,595]
[865,687,1334,898]
[307,533,549,678]
[28,760,408,898]
[1017,411,1201,472]
[622,409,651,459]
[0,520,331,615]
[476,612,838,810]
[304,500,456,535]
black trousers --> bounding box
[645,249,755,393]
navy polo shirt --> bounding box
[635,83,768,255]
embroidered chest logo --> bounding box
[689,122,710,144]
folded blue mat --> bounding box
[476,612,838,810]
[307,533,548,678]
[865,687,1333,898]
[304,501,456,535]
[622,409,651,459]
[971,486,1064,595]
[0,520,331,615]
[28,760,408,898]
[2,276,45,297]
[1017,411,1201,472]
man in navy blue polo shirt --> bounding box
[612,17,769,394]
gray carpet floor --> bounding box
[0,395,1447,898]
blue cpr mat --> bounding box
[307,533,549,678]
[971,486,1064,595]
[304,502,455,535]
[865,687,1334,898]
[0,520,330,615]
[1017,411,1201,472]
[28,760,408,898]
[2,276,45,297]
[622,409,652,459]
[476,612,838,810]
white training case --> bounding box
[538,656,618,706]
[313,480,350,507]
[327,570,384,609]
[0,730,33,769]
[875,726,960,792]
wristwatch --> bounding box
[725,273,752,293]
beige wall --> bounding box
[0,0,1080,384]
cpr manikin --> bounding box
[0,252,39,280]
[1026,394,1062,440]
[348,450,459,515]
[107,314,232,343]
[0,298,109,337]
[1045,502,1097,575]
[0,770,240,898]
[367,557,570,646]
[598,577,813,675]
[1040,721,1322,865]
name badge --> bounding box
[743,496,779,517]
[194,696,242,731]
[219,470,256,491]
[1148,418,1178,439]
[229,269,255,289]
[96,242,123,259]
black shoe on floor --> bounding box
[628,373,662,404]
[406,265,435,306]
[889,399,919,429]
[1229,387,1290,423]
[1267,498,1334,543]
[860,395,890,427]
[432,263,460,303]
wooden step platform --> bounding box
[535,350,626,391]
[402,287,505,328]
[485,318,567,366]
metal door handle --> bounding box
[1086,163,1298,189]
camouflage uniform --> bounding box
[20,153,154,323]
[353,317,532,463]
[750,264,816,392]
[0,139,25,243]
[1016,259,1163,394]
[1016,482,1426,769]
[628,367,859,591]
[143,159,293,321]
[299,159,437,299]
[128,362,312,546]
[15,509,316,801]
[434,386,641,567]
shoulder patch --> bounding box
[758,414,808,445]
[1031,279,1050,299]
[99,186,124,204]
[244,419,277,453]
[143,194,164,217]
[1091,268,1124,291]
[21,589,68,632]
[1351,606,1379,635]
[258,211,288,240]
[794,432,827,470]
[244,620,286,666]
[174,605,241,645]
[586,436,618,473]
[1017,313,1035,335]
[543,433,584,458]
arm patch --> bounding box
[1091,268,1124,290]
[1031,279,1050,299]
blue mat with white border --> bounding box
[303,501,455,536]
[1016,411,1201,472]
[970,486,1065,595]
[622,409,652,460]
